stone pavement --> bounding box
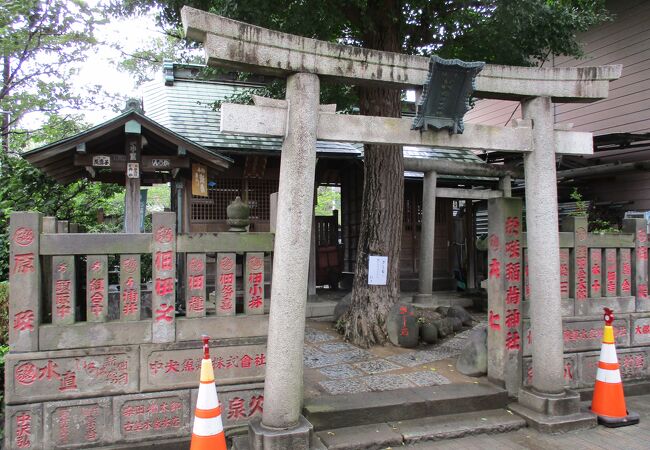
[303,315,488,399]
[403,394,650,449]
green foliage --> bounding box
[0,0,105,149]
[0,281,8,345]
[315,186,341,217]
[569,187,589,216]
[111,0,609,66]
[0,154,122,280]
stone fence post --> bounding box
[487,197,523,396]
[623,218,649,311]
[9,212,43,352]
[152,212,176,343]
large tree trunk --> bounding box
[340,0,403,347]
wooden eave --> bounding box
[22,109,233,184]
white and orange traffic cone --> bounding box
[190,335,228,449]
[590,308,639,427]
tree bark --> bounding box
[340,0,404,347]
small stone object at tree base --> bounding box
[333,294,352,322]
[456,327,488,377]
[432,318,454,338]
[446,305,474,326]
[420,322,439,344]
[449,317,463,332]
[387,303,419,348]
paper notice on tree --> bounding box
[368,255,388,285]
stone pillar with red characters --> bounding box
[120,255,141,321]
[216,253,236,316]
[566,216,589,305]
[185,253,206,318]
[487,197,523,395]
[152,213,176,343]
[9,212,42,352]
[623,218,649,311]
[52,255,76,326]
[86,255,108,322]
[245,253,265,315]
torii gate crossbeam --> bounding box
[180,6,621,446]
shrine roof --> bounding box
[142,64,486,164]
[23,107,233,185]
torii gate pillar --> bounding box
[248,73,319,449]
[510,96,590,430]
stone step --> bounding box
[303,382,508,430]
[315,408,526,449]
[230,433,327,449]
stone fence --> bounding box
[5,211,273,449]
[488,198,650,395]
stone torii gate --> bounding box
[182,6,621,447]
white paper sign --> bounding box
[368,255,388,285]
[127,163,139,179]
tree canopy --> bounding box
[111,0,610,347]
[0,0,124,280]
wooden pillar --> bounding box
[124,121,142,233]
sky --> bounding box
[73,0,163,124]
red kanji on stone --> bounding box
[621,279,631,293]
[39,360,60,381]
[591,263,601,276]
[13,227,34,247]
[506,331,521,350]
[58,370,78,392]
[249,395,264,416]
[122,288,139,316]
[90,260,102,272]
[489,310,501,331]
[220,256,234,271]
[505,309,520,328]
[560,264,569,277]
[591,279,601,293]
[638,283,648,299]
[255,353,266,367]
[155,303,175,322]
[155,251,173,271]
[15,362,38,386]
[622,262,631,276]
[505,217,520,235]
[505,286,520,305]
[122,258,138,273]
[505,262,520,282]
[13,310,34,332]
[189,257,204,272]
[220,273,234,285]
[188,275,204,290]
[489,258,500,279]
[154,227,173,244]
[165,360,180,373]
[241,354,253,368]
[505,240,520,259]
[14,253,35,274]
[155,277,174,296]
[248,296,263,309]
[638,246,648,261]
[188,296,204,312]
[15,412,31,449]
[227,397,247,419]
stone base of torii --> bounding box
[181,6,621,447]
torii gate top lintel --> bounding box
[181,6,621,102]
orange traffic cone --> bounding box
[190,335,228,449]
[590,308,639,427]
